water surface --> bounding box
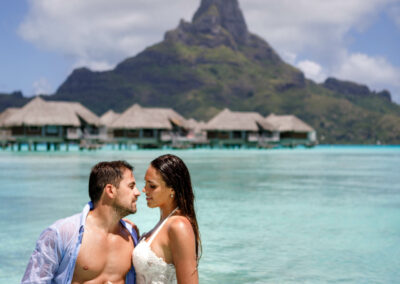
[0,146,399,283]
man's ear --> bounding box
[104,184,117,199]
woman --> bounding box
[133,154,201,284]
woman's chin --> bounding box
[146,202,157,208]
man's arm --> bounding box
[21,227,61,284]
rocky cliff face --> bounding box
[164,0,248,48]
[323,77,392,102]
[164,0,280,63]
[192,0,249,44]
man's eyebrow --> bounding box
[129,181,136,186]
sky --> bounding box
[1,0,400,103]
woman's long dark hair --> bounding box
[151,154,201,260]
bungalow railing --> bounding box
[258,134,280,147]
[160,131,172,141]
[259,136,280,142]
[66,128,108,141]
[82,133,108,141]
[0,130,14,142]
[247,133,259,142]
[66,128,81,140]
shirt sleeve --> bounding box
[21,227,61,284]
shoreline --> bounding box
[0,143,399,154]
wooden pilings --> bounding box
[0,141,70,152]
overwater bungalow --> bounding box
[1,97,102,150]
[108,104,188,148]
[100,110,120,126]
[100,110,121,143]
[204,108,277,148]
[264,114,317,147]
[0,107,19,147]
[186,118,208,147]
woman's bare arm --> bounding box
[169,217,198,284]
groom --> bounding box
[21,160,141,284]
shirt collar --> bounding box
[79,202,93,230]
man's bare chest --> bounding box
[72,228,134,282]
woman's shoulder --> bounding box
[166,215,194,239]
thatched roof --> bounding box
[204,108,275,131]
[3,97,100,127]
[100,110,120,126]
[0,107,19,127]
[186,118,206,132]
[264,114,314,132]
[110,104,188,130]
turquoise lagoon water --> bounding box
[0,146,399,283]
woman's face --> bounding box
[143,165,174,208]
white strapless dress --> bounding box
[132,208,178,284]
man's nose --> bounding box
[135,186,141,195]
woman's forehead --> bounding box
[145,166,162,181]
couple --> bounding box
[21,154,200,284]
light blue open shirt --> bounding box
[21,202,138,284]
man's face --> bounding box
[113,168,140,217]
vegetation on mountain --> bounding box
[0,91,30,110]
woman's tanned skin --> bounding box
[143,163,198,284]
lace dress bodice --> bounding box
[132,208,178,284]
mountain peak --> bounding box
[192,0,248,44]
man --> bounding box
[21,160,141,284]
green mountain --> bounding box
[2,0,400,144]
[0,91,30,110]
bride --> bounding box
[133,154,201,284]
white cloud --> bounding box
[19,0,198,70]
[32,77,52,95]
[19,0,397,70]
[292,53,400,101]
[335,53,400,86]
[23,0,396,71]
[240,0,396,60]
[297,60,326,83]
[333,53,400,101]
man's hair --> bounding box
[89,160,133,204]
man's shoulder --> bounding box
[120,219,139,244]
[48,212,82,236]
